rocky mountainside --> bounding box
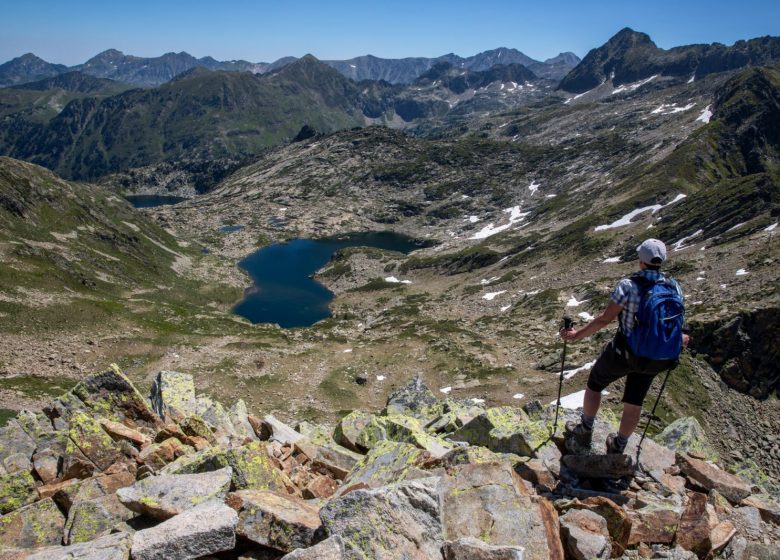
[0,368,776,559]
[322,47,580,83]
[559,28,780,93]
[0,53,68,87]
[7,71,129,95]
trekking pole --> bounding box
[635,364,675,466]
[553,316,574,435]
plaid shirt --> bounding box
[610,270,683,334]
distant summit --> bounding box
[0,53,68,86]
[559,27,780,93]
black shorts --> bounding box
[586,334,677,406]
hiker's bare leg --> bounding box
[619,404,642,437]
[583,388,602,418]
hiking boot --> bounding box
[564,420,593,448]
[606,432,627,455]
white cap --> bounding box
[637,238,667,265]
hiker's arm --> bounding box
[560,302,623,341]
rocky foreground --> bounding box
[0,368,777,560]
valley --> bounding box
[1,27,779,493]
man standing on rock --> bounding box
[559,239,689,454]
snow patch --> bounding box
[481,277,499,285]
[687,74,696,84]
[467,215,480,223]
[735,269,748,276]
[566,296,588,307]
[385,276,412,284]
[552,389,609,409]
[672,229,703,251]
[376,375,385,381]
[765,222,778,232]
[563,360,596,380]
[440,387,452,395]
[528,181,540,195]
[612,75,657,95]
[696,105,713,123]
[470,206,529,239]
[651,103,696,115]
[578,312,595,322]
[343,348,353,353]
[483,291,506,301]
[594,194,686,231]
[512,393,525,400]
[500,304,512,312]
[603,256,621,263]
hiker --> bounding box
[559,238,689,454]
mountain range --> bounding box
[0,47,580,88]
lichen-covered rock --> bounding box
[71,366,162,429]
[227,442,293,492]
[137,438,193,471]
[441,462,564,560]
[333,410,373,452]
[627,503,682,545]
[451,407,548,457]
[54,468,135,512]
[149,371,197,423]
[32,448,60,484]
[195,395,238,446]
[116,466,232,520]
[226,490,321,552]
[441,537,525,559]
[279,535,346,559]
[178,414,216,444]
[159,446,229,475]
[425,399,486,434]
[0,497,65,548]
[14,410,54,441]
[99,419,150,448]
[426,446,505,469]
[130,500,237,560]
[357,414,454,458]
[340,440,427,494]
[559,509,611,560]
[321,476,444,560]
[67,411,123,471]
[0,419,37,474]
[26,531,132,560]
[229,399,259,441]
[384,376,439,420]
[656,417,718,461]
[0,470,36,514]
[64,493,135,544]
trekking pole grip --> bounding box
[563,316,573,330]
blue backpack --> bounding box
[625,275,685,361]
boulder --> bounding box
[64,493,135,544]
[561,453,635,479]
[116,466,232,520]
[137,437,192,471]
[440,462,564,560]
[339,440,427,494]
[426,446,505,469]
[627,504,681,545]
[279,536,346,559]
[159,447,229,475]
[441,537,525,559]
[741,495,780,524]
[226,490,321,552]
[70,366,162,429]
[0,497,65,548]
[303,475,338,499]
[32,448,60,484]
[677,453,752,504]
[576,497,632,557]
[68,411,123,471]
[262,415,304,445]
[227,442,295,493]
[334,410,373,452]
[0,470,36,514]
[293,437,361,480]
[655,417,717,461]
[0,419,37,473]
[195,395,238,446]
[451,407,549,457]
[710,520,737,555]
[178,415,216,444]
[722,537,780,560]
[321,476,444,559]
[149,371,196,422]
[53,469,135,512]
[560,509,611,560]
[515,458,556,490]
[356,414,454,458]
[229,399,259,441]
[130,500,237,560]
[384,376,439,420]
[425,399,486,434]
[675,492,718,557]
[25,531,132,560]
[99,419,150,448]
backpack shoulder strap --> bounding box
[629,273,654,293]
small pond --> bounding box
[233,231,432,328]
[125,195,187,208]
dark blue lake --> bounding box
[234,232,432,328]
[125,195,187,208]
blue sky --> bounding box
[1,0,778,65]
